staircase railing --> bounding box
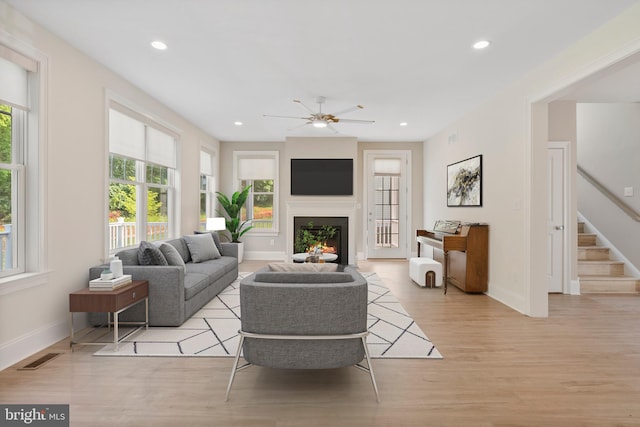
[578,165,640,222]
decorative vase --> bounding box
[110,256,123,278]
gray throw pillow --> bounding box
[183,233,221,263]
[159,243,186,272]
[194,230,224,254]
[138,241,168,266]
[211,231,224,254]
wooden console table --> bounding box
[69,280,149,350]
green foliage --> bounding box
[109,183,163,222]
[294,222,337,253]
[0,106,13,224]
[215,184,253,242]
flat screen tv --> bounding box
[291,158,353,196]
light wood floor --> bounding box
[2,260,640,426]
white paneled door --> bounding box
[547,146,565,293]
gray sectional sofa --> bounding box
[89,233,238,326]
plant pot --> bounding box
[233,241,244,263]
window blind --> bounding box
[0,56,28,110]
[147,126,176,168]
[200,151,212,175]
[109,109,145,160]
[238,157,276,180]
[374,158,402,176]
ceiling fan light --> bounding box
[150,40,168,50]
[473,40,491,50]
[312,120,328,128]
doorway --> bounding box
[364,150,411,259]
[547,142,569,293]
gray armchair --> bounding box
[225,266,379,401]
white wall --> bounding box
[424,3,640,316]
[0,2,218,370]
[219,138,424,261]
[577,103,640,269]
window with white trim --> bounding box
[108,106,178,251]
[233,151,278,233]
[199,149,216,230]
[0,44,44,282]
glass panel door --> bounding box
[366,152,409,258]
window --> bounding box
[199,149,216,230]
[233,151,278,233]
[108,106,177,252]
[0,44,44,284]
[373,158,401,249]
[0,104,23,277]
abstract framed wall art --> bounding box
[447,155,482,207]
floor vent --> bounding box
[18,352,62,370]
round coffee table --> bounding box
[292,253,338,263]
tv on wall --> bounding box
[290,158,353,196]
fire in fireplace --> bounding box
[293,216,349,264]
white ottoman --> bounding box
[409,257,443,288]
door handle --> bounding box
[555,225,565,230]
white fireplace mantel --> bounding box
[286,201,357,264]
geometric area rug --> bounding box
[94,271,442,359]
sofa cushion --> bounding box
[166,238,192,263]
[115,247,140,265]
[159,243,186,272]
[254,272,354,284]
[185,258,234,277]
[194,230,224,254]
[183,273,214,300]
[138,241,168,266]
[184,234,221,263]
[268,263,338,272]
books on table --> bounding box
[89,274,132,291]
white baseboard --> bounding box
[0,319,70,371]
[570,279,581,295]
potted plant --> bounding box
[216,184,254,262]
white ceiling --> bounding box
[6,0,640,142]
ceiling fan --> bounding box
[264,96,375,133]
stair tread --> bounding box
[578,260,624,265]
[579,275,638,281]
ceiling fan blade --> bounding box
[335,118,375,124]
[332,105,363,116]
[263,114,310,120]
[326,123,340,134]
[287,122,312,131]
[293,99,317,115]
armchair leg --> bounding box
[225,334,245,401]
[361,336,380,403]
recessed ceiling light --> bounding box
[473,40,491,50]
[151,40,168,50]
[400,122,408,126]
[234,121,243,126]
